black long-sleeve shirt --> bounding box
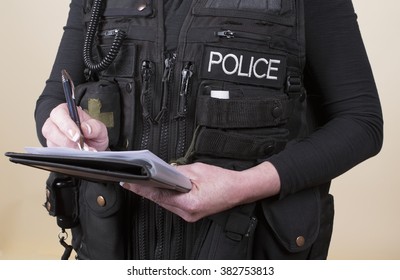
[35,0,383,197]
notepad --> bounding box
[5,147,192,192]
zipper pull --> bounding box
[142,60,152,82]
[216,30,235,39]
[142,60,151,82]
[100,29,122,37]
[162,54,175,82]
[216,29,271,43]
[155,54,176,122]
[177,62,193,117]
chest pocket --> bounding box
[192,0,295,25]
[84,0,154,17]
[203,0,281,10]
[103,0,154,17]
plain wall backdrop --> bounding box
[0,0,399,260]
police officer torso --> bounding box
[68,0,332,260]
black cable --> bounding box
[83,0,126,73]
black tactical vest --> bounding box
[61,0,333,260]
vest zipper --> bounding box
[140,60,155,149]
[154,53,176,259]
[157,53,176,160]
[161,62,194,259]
[216,29,271,43]
[138,197,149,259]
[175,62,193,158]
[177,62,194,117]
[137,60,155,260]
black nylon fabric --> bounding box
[44,0,338,260]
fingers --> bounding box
[49,104,82,141]
[42,103,109,150]
[120,181,203,222]
[42,110,80,148]
[120,163,241,222]
[80,117,109,151]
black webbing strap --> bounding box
[194,128,287,160]
[196,95,294,128]
[209,203,257,241]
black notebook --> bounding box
[5,147,192,192]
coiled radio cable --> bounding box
[83,0,126,73]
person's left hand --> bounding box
[121,162,240,222]
[121,161,281,222]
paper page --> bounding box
[25,147,170,167]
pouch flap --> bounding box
[261,187,320,252]
[104,0,154,17]
[192,0,295,26]
[83,181,123,218]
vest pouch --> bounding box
[73,180,126,259]
[259,187,321,256]
[192,0,295,25]
[83,0,154,19]
[91,39,138,150]
[103,0,154,17]
[194,205,257,259]
[196,80,293,129]
[190,80,290,169]
[75,80,121,149]
[97,43,137,78]
[44,172,79,229]
[190,126,288,170]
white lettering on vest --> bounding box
[208,51,223,73]
[207,51,281,80]
[267,59,280,80]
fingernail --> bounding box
[68,129,80,142]
[83,143,90,151]
[84,123,92,135]
[119,182,125,187]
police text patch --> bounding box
[201,46,286,88]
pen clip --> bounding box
[61,69,76,97]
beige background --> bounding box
[0,0,399,260]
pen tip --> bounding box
[77,136,86,151]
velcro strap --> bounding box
[196,95,293,128]
[195,128,287,160]
[208,203,258,241]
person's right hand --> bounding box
[42,103,109,151]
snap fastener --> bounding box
[97,196,106,207]
[126,82,133,93]
[136,2,147,11]
[296,236,305,247]
[272,105,283,118]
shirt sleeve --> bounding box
[35,0,86,146]
[268,0,384,198]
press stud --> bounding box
[296,236,305,247]
[97,196,106,207]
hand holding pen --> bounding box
[61,69,86,150]
[41,70,109,151]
